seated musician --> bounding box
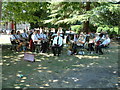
[96,34,110,55]
[16,31,28,51]
[31,30,39,44]
[40,30,48,53]
[72,33,86,54]
[31,30,42,52]
[52,32,63,56]
[10,30,23,51]
[16,31,24,42]
[88,35,95,54]
[21,29,29,41]
[71,34,79,55]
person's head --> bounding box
[34,30,38,34]
[57,32,60,36]
[11,30,15,35]
[106,34,109,39]
[37,30,40,34]
[17,31,20,35]
[99,33,103,38]
[23,29,26,33]
[79,34,84,37]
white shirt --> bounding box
[37,33,42,39]
[95,36,100,42]
[101,38,110,45]
[77,37,85,46]
[31,34,38,42]
[16,35,21,39]
[52,36,63,46]
[74,36,78,42]
[10,35,16,41]
[40,33,47,39]
[22,33,28,38]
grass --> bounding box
[1,41,119,88]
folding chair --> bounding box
[102,44,110,54]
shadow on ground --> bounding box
[1,42,119,89]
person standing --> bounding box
[52,32,63,56]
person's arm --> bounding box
[78,40,85,44]
[59,37,63,46]
[52,37,56,46]
[104,39,110,46]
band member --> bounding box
[37,30,42,40]
[16,31,24,42]
[72,34,79,54]
[96,34,110,54]
[52,32,63,56]
[40,31,48,53]
[31,30,40,52]
[88,36,95,54]
[10,30,23,51]
[21,29,29,41]
[74,33,86,54]
[31,30,39,44]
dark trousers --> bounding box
[96,45,106,54]
[72,44,84,54]
[88,43,94,51]
[52,45,61,56]
[41,42,48,53]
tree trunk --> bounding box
[0,0,2,31]
[0,0,2,20]
[14,21,17,31]
[83,2,91,33]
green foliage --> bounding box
[89,3,120,27]
[97,25,119,34]
[2,2,50,26]
[2,2,120,33]
[71,25,83,33]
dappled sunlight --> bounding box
[43,83,50,87]
[18,54,24,58]
[8,75,13,78]
[72,64,85,67]
[75,55,100,59]
[14,86,21,89]
[62,80,69,84]
[18,71,22,73]
[35,59,42,62]
[25,84,30,87]
[2,41,119,88]
[36,67,48,70]
[46,70,52,73]
[3,77,8,81]
[20,80,25,83]
[27,64,31,67]
[38,70,43,72]
[22,77,27,80]
[39,53,53,57]
[0,63,3,65]
[53,80,59,82]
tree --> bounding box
[0,0,2,20]
[2,2,51,29]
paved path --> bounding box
[0,35,11,44]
